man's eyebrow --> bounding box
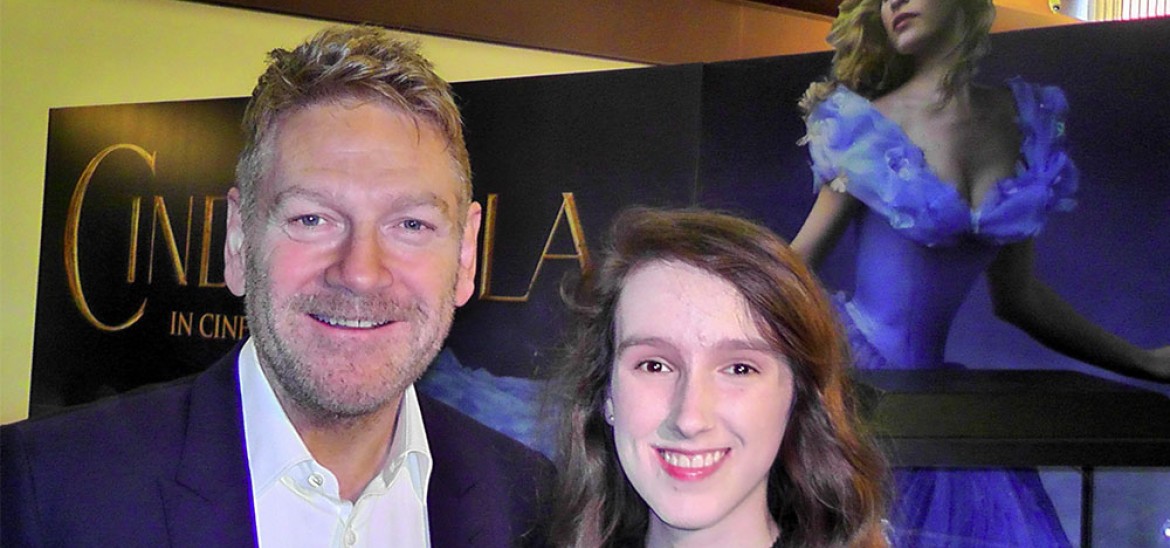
[269,187,328,209]
[268,188,451,215]
[386,192,450,215]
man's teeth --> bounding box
[314,315,389,328]
[660,449,726,468]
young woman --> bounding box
[548,208,888,547]
[793,0,1170,544]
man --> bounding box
[2,26,552,547]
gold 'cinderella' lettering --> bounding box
[478,192,590,302]
[126,196,142,283]
[198,196,227,288]
[134,195,226,287]
[65,144,155,331]
[146,196,192,285]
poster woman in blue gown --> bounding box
[793,0,1170,544]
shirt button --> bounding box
[345,530,357,545]
[308,473,324,488]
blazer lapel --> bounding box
[159,345,259,547]
[422,396,493,547]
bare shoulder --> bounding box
[871,88,915,124]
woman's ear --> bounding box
[604,397,615,425]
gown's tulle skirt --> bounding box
[837,296,1072,547]
[889,468,1071,547]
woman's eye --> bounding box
[635,360,671,373]
[726,363,758,376]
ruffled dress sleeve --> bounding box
[801,81,1079,247]
[803,87,975,246]
[975,78,1079,243]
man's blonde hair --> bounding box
[235,25,471,221]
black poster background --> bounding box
[32,99,247,412]
[448,64,702,378]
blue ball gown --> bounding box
[803,78,1078,547]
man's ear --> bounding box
[453,201,482,307]
[224,187,247,297]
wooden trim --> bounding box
[187,0,1078,63]
[188,0,835,64]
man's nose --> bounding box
[325,225,393,293]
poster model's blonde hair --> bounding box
[801,0,996,114]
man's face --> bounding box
[224,100,480,418]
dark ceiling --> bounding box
[757,0,838,17]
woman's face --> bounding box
[880,0,962,57]
[608,260,794,539]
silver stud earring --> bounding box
[604,398,615,425]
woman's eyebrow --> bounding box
[615,336,775,354]
[615,336,674,355]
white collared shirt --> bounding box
[238,339,433,548]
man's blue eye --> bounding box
[401,219,432,231]
[296,215,322,227]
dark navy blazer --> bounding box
[1,344,553,547]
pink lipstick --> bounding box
[891,12,916,33]
[656,448,729,481]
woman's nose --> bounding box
[667,373,716,439]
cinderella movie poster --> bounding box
[31,18,1170,545]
